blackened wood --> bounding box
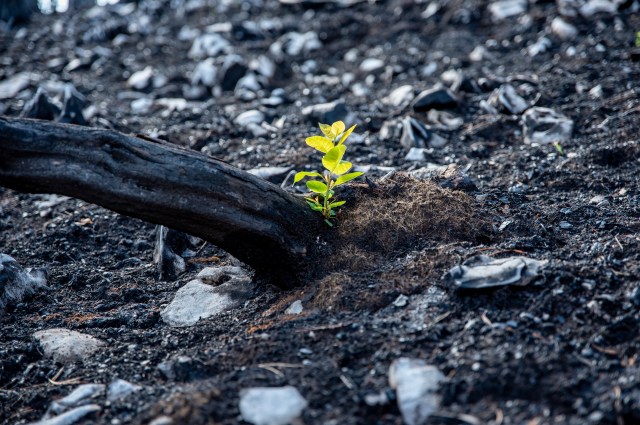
[0,117,323,287]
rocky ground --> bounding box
[1,0,640,424]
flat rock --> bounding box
[488,0,527,21]
[33,329,104,364]
[411,86,458,111]
[444,255,547,289]
[28,405,101,425]
[161,267,253,327]
[389,358,445,425]
[0,72,30,99]
[239,386,308,425]
[107,378,141,401]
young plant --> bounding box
[294,121,364,226]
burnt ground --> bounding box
[1,0,640,424]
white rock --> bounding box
[0,72,31,99]
[34,329,104,363]
[528,36,552,56]
[188,33,230,59]
[127,66,154,90]
[234,110,265,127]
[191,58,218,87]
[389,358,445,425]
[383,85,414,108]
[488,0,527,21]
[270,31,322,58]
[405,147,426,162]
[580,0,618,17]
[285,300,303,315]
[161,269,252,327]
[239,386,308,425]
[359,58,385,73]
[551,17,578,40]
[107,379,141,401]
[497,84,528,114]
[131,97,153,115]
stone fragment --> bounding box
[34,329,104,363]
[270,31,321,57]
[285,300,303,315]
[21,87,60,120]
[220,55,248,91]
[389,358,445,425]
[239,386,308,425]
[522,107,574,144]
[188,33,231,59]
[405,147,426,162]
[58,84,87,126]
[488,0,527,21]
[411,86,458,111]
[400,116,431,150]
[161,266,253,327]
[383,85,414,109]
[0,254,47,313]
[359,57,385,73]
[0,72,30,99]
[127,66,154,90]
[444,255,547,289]
[528,36,552,56]
[491,84,528,114]
[579,0,618,17]
[551,17,578,40]
[191,58,217,87]
[157,355,210,381]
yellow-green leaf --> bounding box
[331,121,345,137]
[329,200,346,208]
[322,145,347,173]
[334,171,363,186]
[333,161,352,176]
[305,136,334,153]
[338,124,357,145]
[319,123,334,139]
[306,180,328,193]
[294,171,322,184]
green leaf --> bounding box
[294,171,323,184]
[319,123,334,139]
[324,219,334,227]
[334,171,364,186]
[338,124,357,145]
[329,200,346,208]
[333,161,352,176]
[322,145,347,173]
[305,136,334,153]
[306,180,328,193]
[306,201,324,212]
[331,121,345,138]
[329,210,336,217]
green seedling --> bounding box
[294,120,364,226]
[553,141,565,156]
[636,31,640,47]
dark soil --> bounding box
[1,0,639,424]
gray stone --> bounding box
[389,358,445,425]
[161,267,253,327]
[0,72,30,99]
[528,36,552,56]
[107,379,141,401]
[383,85,414,109]
[58,84,87,126]
[285,300,304,315]
[405,147,426,162]
[188,33,231,59]
[393,294,409,308]
[488,0,527,21]
[28,405,101,425]
[411,86,458,111]
[551,17,578,40]
[127,66,154,90]
[580,0,618,17]
[235,109,265,127]
[401,117,431,150]
[34,329,104,363]
[50,384,105,415]
[270,31,321,57]
[359,58,385,73]
[523,107,574,144]
[191,58,217,87]
[239,386,308,425]
[0,253,47,313]
[21,87,60,120]
[492,84,528,114]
